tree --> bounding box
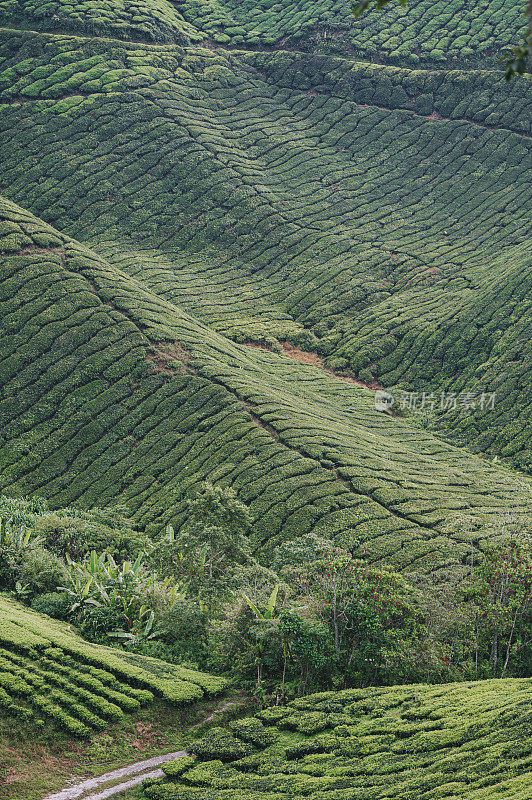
[352,0,531,79]
[244,585,281,701]
[466,535,532,677]
[176,483,252,613]
[278,609,333,698]
[305,548,437,686]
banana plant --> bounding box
[0,518,44,550]
[243,585,280,694]
[109,607,165,647]
[60,572,101,615]
[244,584,280,622]
[12,581,32,602]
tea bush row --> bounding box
[0,192,529,578]
[0,595,228,733]
[144,679,532,799]
[0,32,528,475]
[2,0,524,68]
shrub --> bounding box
[162,755,196,776]
[16,546,67,594]
[31,592,71,620]
[36,508,144,561]
[229,717,278,748]
[189,727,254,761]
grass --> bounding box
[141,679,532,800]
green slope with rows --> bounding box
[0,29,530,471]
[141,679,532,800]
[0,0,526,67]
[0,195,530,579]
[0,595,227,735]
[0,2,530,574]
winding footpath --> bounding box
[40,751,186,800]
[40,699,238,800]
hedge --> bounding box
[0,596,228,735]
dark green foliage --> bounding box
[229,717,278,748]
[0,0,201,44]
[189,726,254,761]
[30,591,70,619]
[35,507,144,560]
[464,535,532,678]
[157,600,208,662]
[11,0,518,68]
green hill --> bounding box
[0,195,530,578]
[0,594,226,735]
[0,0,529,575]
[0,28,530,472]
[141,679,532,800]
[0,0,526,66]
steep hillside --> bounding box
[0,0,526,66]
[142,679,532,800]
[0,29,530,471]
[0,196,530,579]
[0,595,226,735]
[0,0,530,575]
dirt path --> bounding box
[40,751,186,800]
[242,340,380,389]
[39,697,244,800]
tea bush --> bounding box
[0,595,228,734]
[144,679,532,800]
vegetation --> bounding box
[4,490,532,716]
[0,0,529,795]
[142,679,532,800]
[0,194,529,581]
[0,692,247,800]
[0,0,526,68]
[0,594,227,736]
[352,0,531,76]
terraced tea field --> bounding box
[0,0,526,66]
[0,0,530,576]
[0,595,227,736]
[141,679,532,800]
[0,196,530,579]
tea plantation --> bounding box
[0,2,530,567]
[0,195,531,576]
[0,0,530,794]
[142,679,532,799]
[0,0,526,67]
[0,24,530,476]
[0,595,227,735]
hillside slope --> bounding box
[0,196,530,578]
[0,595,226,735]
[142,679,532,800]
[0,29,530,471]
[0,1,530,573]
[0,0,526,66]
